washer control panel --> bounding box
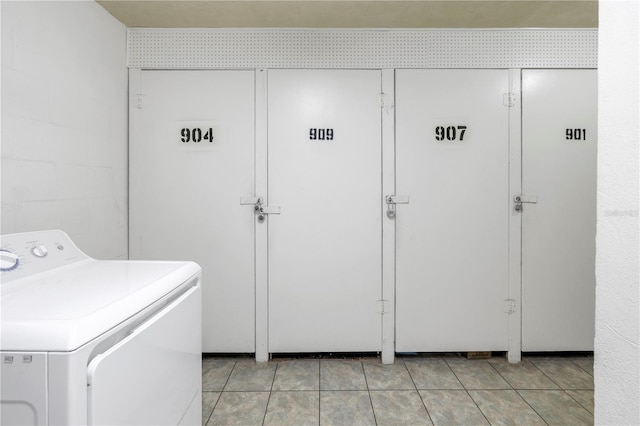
[0,230,89,282]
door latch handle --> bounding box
[258,205,281,215]
[247,198,281,223]
[385,195,410,218]
[514,195,537,212]
[240,197,262,206]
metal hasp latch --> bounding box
[241,197,280,223]
[385,195,410,218]
[514,195,537,212]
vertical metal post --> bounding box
[255,69,269,362]
[507,68,523,364]
[128,68,142,260]
[381,69,396,364]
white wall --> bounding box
[1,1,128,259]
[596,0,640,424]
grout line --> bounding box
[444,358,492,425]
[569,357,594,377]
[487,358,515,390]
[400,358,419,392]
[562,389,594,415]
[527,358,567,390]
[318,360,321,426]
[463,389,492,425]
[201,391,220,426]
[261,361,278,426]
[402,358,435,425]
[221,360,237,392]
[441,356,466,390]
[514,389,551,426]
[362,361,379,425]
[205,360,238,425]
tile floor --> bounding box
[201,354,594,425]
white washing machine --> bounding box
[0,230,202,425]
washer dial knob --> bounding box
[31,245,48,258]
[0,249,20,271]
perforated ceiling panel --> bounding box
[127,29,597,69]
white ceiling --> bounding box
[96,0,598,28]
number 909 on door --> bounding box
[309,128,334,141]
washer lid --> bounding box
[1,259,201,352]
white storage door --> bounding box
[267,69,383,353]
[521,69,597,351]
[395,69,511,352]
[130,70,256,352]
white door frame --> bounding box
[381,69,396,364]
[507,68,523,363]
[255,69,269,362]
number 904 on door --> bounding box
[180,127,214,143]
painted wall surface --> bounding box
[596,0,640,424]
[1,1,128,259]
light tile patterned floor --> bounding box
[202,354,594,426]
